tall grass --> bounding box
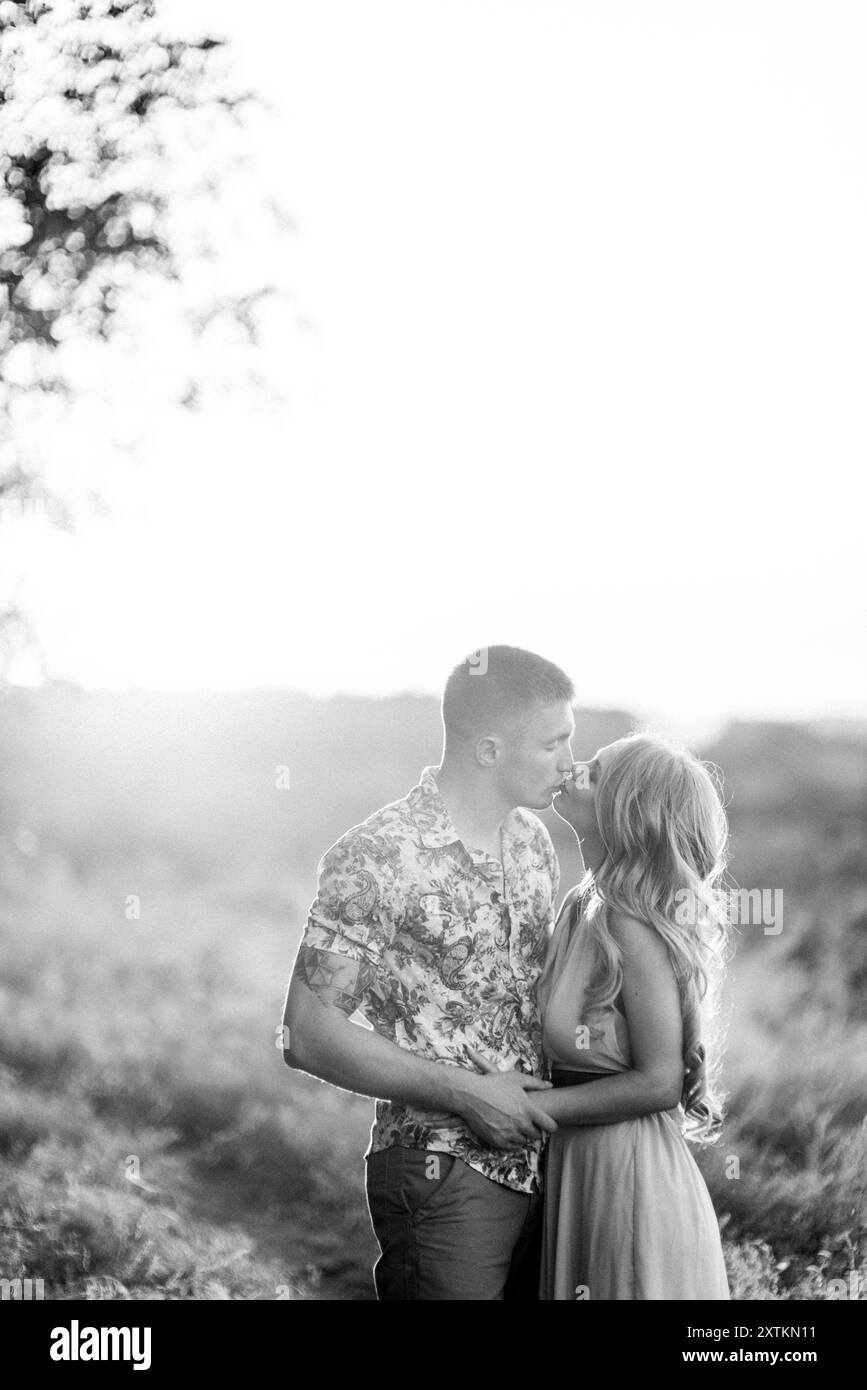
[0,851,377,1299]
[1,694,864,1299]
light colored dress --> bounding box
[538,892,730,1301]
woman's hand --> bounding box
[465,1046,501,1076]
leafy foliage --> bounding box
[0,0,283,514]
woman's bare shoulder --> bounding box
[608,908,667,959]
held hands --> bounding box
[456,1047,558,1152]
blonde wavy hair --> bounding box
[571,732,732,1143]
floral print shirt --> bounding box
[300,764,560,1192]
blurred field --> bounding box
[1,688,865,1299]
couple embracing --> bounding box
[281,646,731,1300]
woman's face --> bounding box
[552,741,619,869]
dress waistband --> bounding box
[550,1068,610,1088]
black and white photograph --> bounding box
[1,0,865,1341]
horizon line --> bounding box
[4,677,865,736]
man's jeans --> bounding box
[365,1145,543,1300]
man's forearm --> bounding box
[285,994,475,1119]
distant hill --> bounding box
[0,687,864,899]
[705,718,867,816]
[807,718,867,745]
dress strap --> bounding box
[563,887,584,932]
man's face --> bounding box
[494,700,576,810]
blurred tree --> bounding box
[0,0,289,671]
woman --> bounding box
[474,732,732,1299]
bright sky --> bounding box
[3,0,865,738]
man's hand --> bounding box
[682,1042,706,1112]
[454,1048,558,1151]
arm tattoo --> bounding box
[295,943,373,1015]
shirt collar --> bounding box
[410,764,530,854]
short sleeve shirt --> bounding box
[300,764,560,1193]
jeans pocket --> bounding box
[365,1148,390,1186]
[391,1148,464,1222]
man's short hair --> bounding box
[442,645,575,744]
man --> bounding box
[281,645,579,1299]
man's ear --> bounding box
[475,734,501,768]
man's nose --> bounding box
[556,752,574,773]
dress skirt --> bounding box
[540,1108,731,1301]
